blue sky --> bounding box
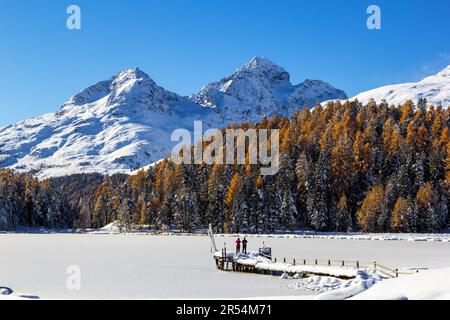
[1,0,449,127]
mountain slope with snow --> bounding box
[190,57,347,123]
[347,65,450,107]
[0,68,212,178]
[0,57,347,178]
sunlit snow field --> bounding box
[1,234,450,299]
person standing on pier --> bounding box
[242,237,248,254]
[235,238,241,254]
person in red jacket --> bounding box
[235,238,241,254]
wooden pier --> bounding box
[213,247,416,279]
[208,225,416,280]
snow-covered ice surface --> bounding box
[1,234,450,299]
[0,234,312,299]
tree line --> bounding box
[0,99,448,233]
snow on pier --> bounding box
[214,251,362,279]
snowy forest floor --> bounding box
[1,234,450,299]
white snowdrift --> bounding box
[315,271,381,300]
[0,287,39,300]
[97,221,121,233]
[280,269,383,300]
[352,267,450,300]
[256,262,360,279]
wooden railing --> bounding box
[269,257,418,278]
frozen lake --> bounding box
[0,234,449,299]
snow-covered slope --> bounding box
[0,68,211,178]
[0,57,347,178]
[347,65,450,107]
[352,267,450,300]
[190,57,347,123]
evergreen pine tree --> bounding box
[280,189,297,232]
[335,194,352,232]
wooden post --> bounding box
[293,259,296,266]
[274,258,277,263]
[342,260,345,267]
[223,247,227,270]
[303,259,306,265]
[328,260,331,266]
[283,257,286,263]
[315,259,318,265]
[357,261,360,269]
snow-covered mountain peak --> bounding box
[217,57,290,100]
[61,67,181,115]
[190,57,347,122]
[106,68,181,112]
[235,56,291,84]
[62,68,149,108]
[115,67,149,79]
[437,65,450,77]
[109,67,156,92]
